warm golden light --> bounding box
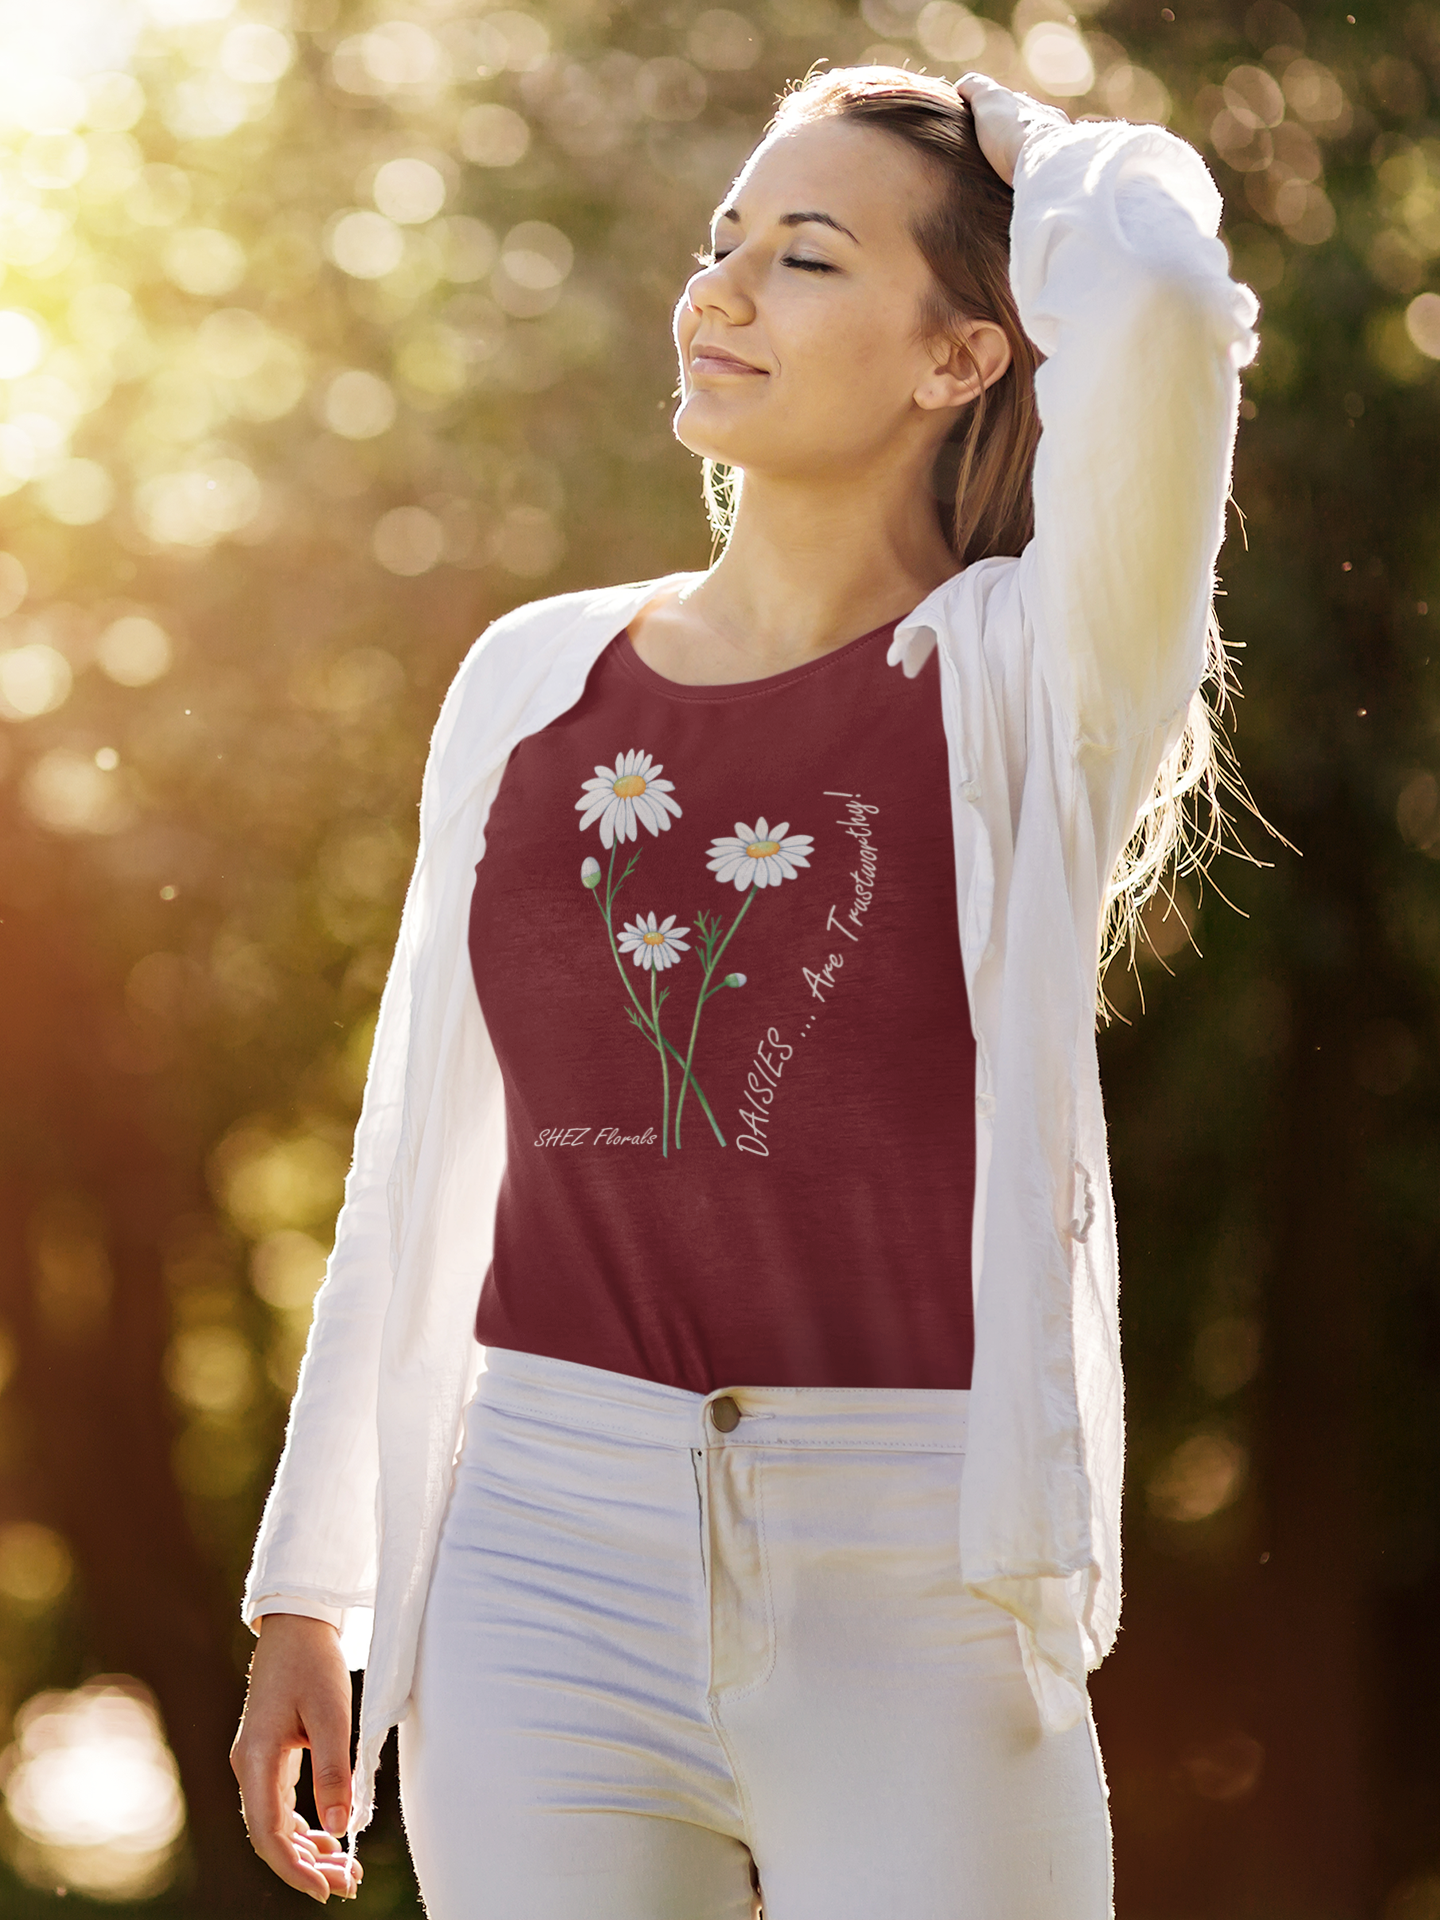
[0,1523,73,1608]
[1,1680,186,1901]
[1148,1433,1248,1524]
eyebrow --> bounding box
[714,206,860,245]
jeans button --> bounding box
[709,1395,741,1432]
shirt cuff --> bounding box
[249,1595,346,1633]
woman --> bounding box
[231,64,1257,1916]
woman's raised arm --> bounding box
[962,74,1259,756]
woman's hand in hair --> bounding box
[954,74,1068,187]
[231,1613,363,1901]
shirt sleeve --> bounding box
[1011,115,1259,756]
[248,1595,344,1631]
[237,625,495,1660]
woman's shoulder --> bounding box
[460,571,698,675]
[419,572,697,798]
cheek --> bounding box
[780,293,917,405]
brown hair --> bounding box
[703,64,1040,567]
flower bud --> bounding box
[723,972,746,988]
[581,857,601,889]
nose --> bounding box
[681,250,752,324]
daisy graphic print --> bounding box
[576,750,681,847]
[707,818,814,889]
[575,751,812,1157]
[618,913,690,971]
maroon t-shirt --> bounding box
[469,619,977,1392]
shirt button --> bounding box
[709,1396,741,1432]
[959,779,981,804]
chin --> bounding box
[671,394,740,464]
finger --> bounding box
[291,1834,361,1897]
[293,1814,345,1859]
[243,1816,336,1899]
[234,1739,337,1902]
[278,1670,355,1841]
[955,72,1052,115]
[290,1817,362,1880]
[308,1713,355,1839]
[307,1847,363,1899]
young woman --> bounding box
[230,65,1257,1917]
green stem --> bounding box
[592,875,659,1051]
[589,847,725,1148]
[673,886,756,1148]
[652,967,670,1159]
[709,885,757,976]
[660,1036,725,1146]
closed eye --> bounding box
[693,249,837,273]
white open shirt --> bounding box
[242,114,1260,1841]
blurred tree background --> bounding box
[0,0,1435,1912]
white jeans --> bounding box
[397,1347,1112,1919]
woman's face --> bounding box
[672,117,1003,482]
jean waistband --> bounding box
[474,1347,969,1452]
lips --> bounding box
[690,343,764,373]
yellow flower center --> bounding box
[642,928,666,945]
[613,774,647,798]
[746,839,780,859]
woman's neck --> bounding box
[630,463,959,686]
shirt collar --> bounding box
[887,575,955,678]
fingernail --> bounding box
[323,1808,347,1836]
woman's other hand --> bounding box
[954,74,1069,186]
[230,1614,363,1903]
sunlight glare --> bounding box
[0,312,48,380]
[1,1679,186,1901]
[0,2,145,130]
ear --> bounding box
[913,319,1012,411]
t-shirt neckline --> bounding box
[610,617,901,704]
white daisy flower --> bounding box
[706,818,814,891]
[617,912,691,972]
[576,749,681,848]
